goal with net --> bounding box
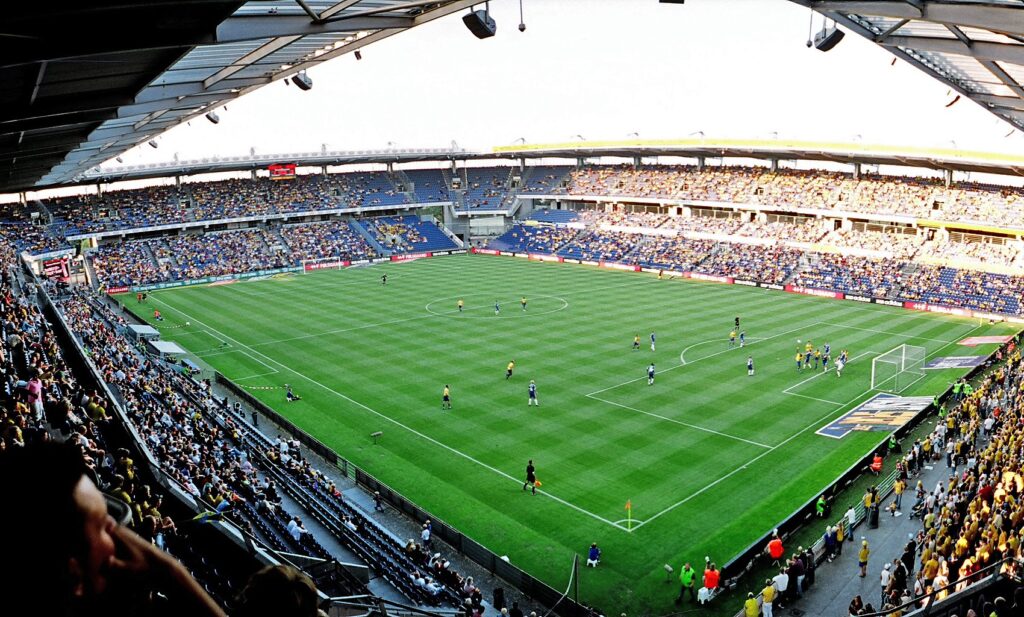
[301,257,346,272]
[871,344,926,393]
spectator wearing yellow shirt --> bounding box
[858,539,870,577]
[743,592,759,617]
[761,578,776,617]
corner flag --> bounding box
[625,499,632,530]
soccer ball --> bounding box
[185,321,191,326]
[797,339,801,343]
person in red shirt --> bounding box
[765,530,785,565]
[703,562,720,590]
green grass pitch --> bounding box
[126,254,1017,615]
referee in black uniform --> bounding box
[523,459,536,494]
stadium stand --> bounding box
[841,346,1024,614]
[794,254,906,298]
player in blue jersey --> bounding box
[528,380,539,406]
[650,332,656,352]
[824,342,831,356]
[494,300,500,315]
[822,352,830,372]
[840,349,849,364]
[747,356,755,376]
[739,331,746,347]
[647,363,656,385]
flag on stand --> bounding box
[625,499,632,530]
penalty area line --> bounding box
[586,394,772,449]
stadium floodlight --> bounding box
[291,71,313,91]
[463,2,496,39]
[813,24,845,52]
[148,140,158,149]
[205,111,220,124]
[871,344,926,393]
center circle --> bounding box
[425,294,569,318]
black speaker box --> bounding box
[463,10,496,39]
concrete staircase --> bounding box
[894,261,920,299]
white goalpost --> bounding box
[300,257,345,273]
[871,344,927,393]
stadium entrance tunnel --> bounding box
[424,294,569,318]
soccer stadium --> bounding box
[4,2,1024,617]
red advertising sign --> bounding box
[268,163,297,180]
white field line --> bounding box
[587,394,772,449]
[679,337,764,365]
[629,322,987,532]
[239,349,278,372]
[626,394,866,532]
[194,348,237,358]
[820,322,961,345]
[784,392,846,406]
[587,321,821,397]
[147,296,630,532]
[234,370,281,382]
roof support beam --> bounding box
[319,0,364,21]
[810,2,1024,38]
[974,93,1024,111]
[117,93,226,118]
[981,60,1024,98]
[879,37,1024,66]
[214,15,412,42]
[875,19,909,42]
[244,0,479,93]
[133,76,267,103]
[203,36,300,89]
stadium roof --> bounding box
[0,0,477,194]
[795,1,1024,133]
[56,138,1024,188]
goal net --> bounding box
[301,257,345,273]
[871,344,926,393]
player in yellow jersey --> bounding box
[814,348,822,370]
[457,299,464,313]
[795,351,803,371]
[521,296,527,311]
[633,334,640,351]
[442,385,451,410]
[506,360,515,380]
[729,330,737,347]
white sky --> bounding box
[110,0,1024,168]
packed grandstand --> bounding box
[4,164,1022,317]
[5,152,1024,617]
